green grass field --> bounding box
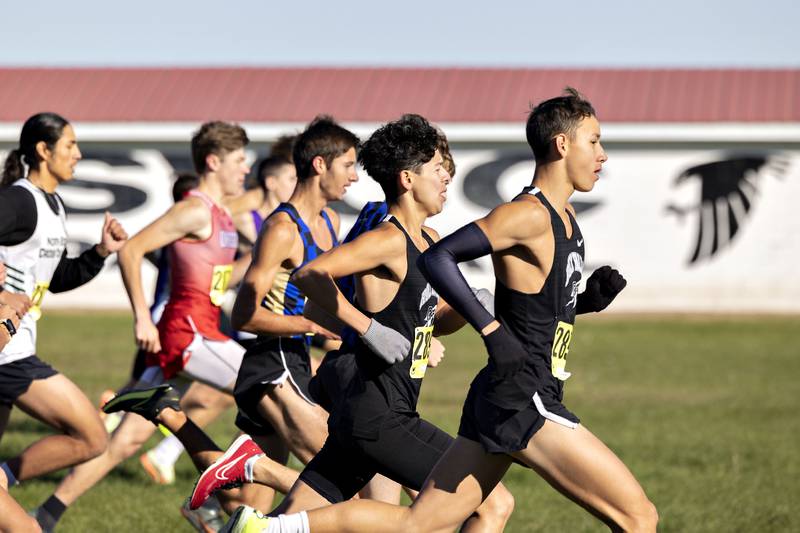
[2,311,798,532]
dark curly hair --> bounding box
[359,114,440,202]
[436,129,455,178]
[525,87,596,162]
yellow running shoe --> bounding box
[220,505,272,533]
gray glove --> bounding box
[361,318,410,364]
[471,287,495,316]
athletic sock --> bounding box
[244,454,264,483]
[0,462,17,487]
[151,434,185,465]
[269,511,310,533]
[36,495,67,530]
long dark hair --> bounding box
[1,112,70,188]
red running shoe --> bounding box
[190,434,264,510]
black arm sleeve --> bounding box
[49,247,107,293]
[417,222,494,332]
[0,187,37,246]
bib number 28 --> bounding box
[551,321,574,381]
[410,325,433,378]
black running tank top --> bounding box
[353,216,438,414]
[494,187,585,398]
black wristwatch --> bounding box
[2,318,16,337]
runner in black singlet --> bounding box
[217,115,514,532]
[219,89,658,533]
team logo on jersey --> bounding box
[665,154,789,265]
[423,304,437,327]
[219,231,238,249]
[39,236,68,259]
[564,252,584,309]
[419,283,438,311]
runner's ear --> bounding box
[205,153,221,173]
[399,170,413,193]
[553,133,568,159]
[312,155,326,176]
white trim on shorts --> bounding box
[532,392,578,429]
[262,337,316,406]
[181,334,245,391]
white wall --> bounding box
[2,144,797,313]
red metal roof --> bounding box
[0,67,797,123]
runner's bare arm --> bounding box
[223,188,265,216]
[475,199,550,262]
[118,199,210,353]
[291,224,405,336]
[230,251,252,287]
[432,299,468,336]
[0,305,20,350]
[0,290,30,318]
[303,299,346,337]
[233,210,258,249]
[231,220,339,339]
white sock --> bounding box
[0,462,17,486]
[151,435,185,465]
[243,453,264,483]
[268,511,310,533]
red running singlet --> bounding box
[148,190,239,378]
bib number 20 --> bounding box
[209,265,233,307]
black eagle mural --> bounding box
[665,154,789,265]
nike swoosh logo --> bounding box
[131,398,151,410]
[215,454,245,481]
[577,239,583,247]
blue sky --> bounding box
[1,0,797,68]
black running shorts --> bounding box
[307,349,356,413]
[0,356,58,406]
[458,365,580,454]
[299,412,453,503]
[234,337,313,435]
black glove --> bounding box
[576,265,627,314]
[482,325,527,377]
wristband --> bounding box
[2,318,16,337]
